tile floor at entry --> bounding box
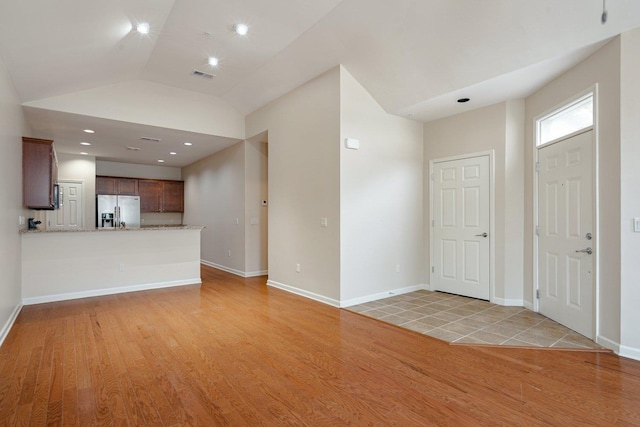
[346,290,602,349]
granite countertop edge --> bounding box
[20,225,205,234]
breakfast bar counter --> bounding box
[21,226,204,305]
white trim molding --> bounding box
[266,280,341,307]
[340,284,427,308]
[0,303,23,348]
[201,260,267,278]
[22,279,201,306]
[492,298,524,307]
[619,345,640,362]
[597,335,620,354]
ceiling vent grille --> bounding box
[140,136,161,142]
[192,69,216,79]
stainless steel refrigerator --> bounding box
[96,195,141,228]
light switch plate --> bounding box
[634,217,640,232]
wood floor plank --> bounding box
[2,264,640,425]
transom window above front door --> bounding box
[537,93,593,146]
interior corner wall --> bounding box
[0,56,29,345]
[246,67,341,303]
[182,142,246,275]
[504,99,525,304]
[524,38,621,347]
[619,28,640,359]
[339,67,424,303]
[423,102,524,304]
[56,153,97,229]
[244,140,268,275]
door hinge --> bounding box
[431,266,435,273]
[535,226,540,236]
[536,289,540,299]
[535,162,540,173]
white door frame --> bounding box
[429,150,495,302]
[532,85,599,340]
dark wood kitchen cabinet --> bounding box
[138,179,184,213]
[23,137,58,209]
[96,176,138,195]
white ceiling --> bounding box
[1,0,639,167]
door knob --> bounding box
[575,247,593,255]
[475,232,488,238]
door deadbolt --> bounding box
[586,232,592,240]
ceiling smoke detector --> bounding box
[192,69,216,79]
[140,136,161,142]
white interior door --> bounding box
[537,130,593,338]
[432,155,490,300]
[48,181,83,230]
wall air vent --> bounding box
[192,69,216,79]
[140,137,161,143]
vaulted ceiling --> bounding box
[1,0,639,166]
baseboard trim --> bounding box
[619,344,640,362]
[340,284,427,308]
[492,297,524,307]
[266,280,341,307]
[523,300,534,310]
[201,260,267,278]
[22,278,202,306]
[597,335,620,354]
[0,303,23,348]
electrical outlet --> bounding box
[296,263,301,273]
[320,217,328,227]
[119,263,125,272]
[396,264,401,273]
[228,250,232,257]
[18,216,25,226]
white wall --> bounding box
[24,80,245,139]
[244,139,268,275]
[423,101,525,305]
[619,28,640,359]
[339,67,424,303]
[524,38,621,347]
[56,153,97,229]
[0,57,29,345]
[21,229,201,304]
[182,142,247,275]
[96,160,181,180]
[246,67,341,303]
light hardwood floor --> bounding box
[1,265,639,425]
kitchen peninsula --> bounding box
[21,226,203,304]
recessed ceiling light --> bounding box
[169,152,177,155]
[234,23,249,36]
[157,159,165,163]
[457,97,471,103]
[208,56,219,67]
[80,142,91,146]
[184,142,193,146]
[80,152,88,155]
[83,129,95,134]
[136,22,150,34]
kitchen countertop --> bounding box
[20,225,204,234]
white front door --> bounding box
[537,130,593,338]
[431,155,490,300]
[48,181,83,230]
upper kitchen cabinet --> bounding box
[96,176,139,195]
[138,179,184,213]
[23,137,58,209]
